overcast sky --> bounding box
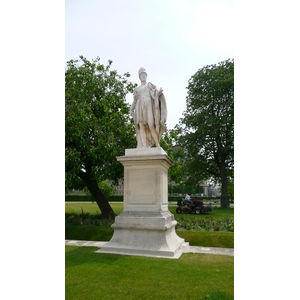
[65,0,234,130]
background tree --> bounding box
[160,128,204,196]
[159,128,186,184]
[98,181,114,198]
[178,59,234,208]
[227,176,234,201]
[65,56,136,219]
[160,129,204,194]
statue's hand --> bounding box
[159,88,163,96]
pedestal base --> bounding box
[96,210,188,258]
[96,148,187,259]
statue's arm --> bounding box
[159,93,167,124]
[130,89,137,117]
[149,83,163,109]
[158,88,163,96]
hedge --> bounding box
[65,194,123,202]
[65,194,219,202]
[168,196,220,202]
[65,195,93,202]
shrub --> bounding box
[98,181,114,197]
[176,216,234,232]
[65,194,94,202]
[65,194,217,202]
[65,212,114,227]
[168,196,219,202]
[65,194,124,202]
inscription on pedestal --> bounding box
[127,169,157,205]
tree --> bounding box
[227,176,234,201]
[178,59,234,208]
[161,128,204,196]
[65,56,136,219]
[159,128,186,184]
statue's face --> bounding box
[139,72,147,81]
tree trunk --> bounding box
[220,162,230,208]
[78,171,116,220]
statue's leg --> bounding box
[148,124,160,147]
[135,124,141,147]
[139,122,147,147]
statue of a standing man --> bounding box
[130,67,167,148]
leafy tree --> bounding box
[98,181,114,198]
[159,128,186,184]
[178,59,234,208]
[227,176,234,201]
[195,185,204,195]
[65,56,136,219]
[160,128,203,195]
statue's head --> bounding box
[138,67,147,79]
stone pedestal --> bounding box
[96,148,187,258]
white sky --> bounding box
[65,0,234,129]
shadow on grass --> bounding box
[65,224,113,241]
[65,246,121,268]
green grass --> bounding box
[177,231,234,248]
[65,201,124,215]
[65,202,234,248]
[65,202,234,298]
[65,224,114,241]
[65,201,234,220]
[65,246,234,300]
[65,225,234,248]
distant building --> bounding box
[113,180,124,194]
[203,180,221,197]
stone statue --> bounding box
[130,67,167,148]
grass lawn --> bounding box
[65,202,234,248]
[65,225,234,248]
[65,201,234,220]
[65,201,124,215]
[65,246,234,300]
[177,231,234,248]
[65,202,234,299]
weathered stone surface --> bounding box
[129,68,167,148]
[96,149,187,258]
